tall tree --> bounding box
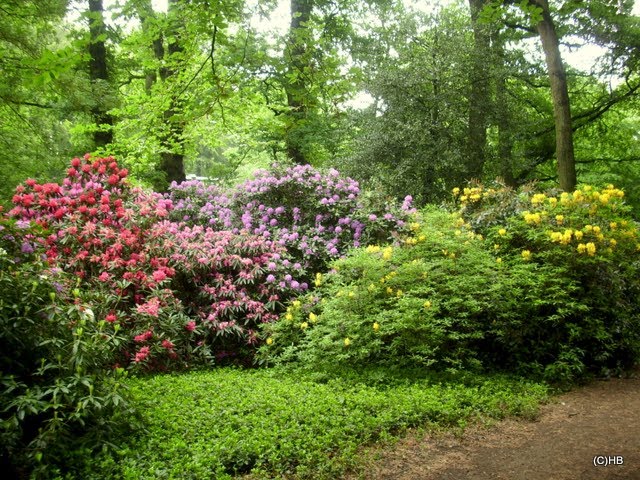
[157,0,186,187]
[284,0,314,164]
[88,0,114,147]
[530,0,576,191]
[467,0,491,180]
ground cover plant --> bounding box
[67,368,548,480]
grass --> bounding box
[72,367,548,480]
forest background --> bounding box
[1,0,639,207]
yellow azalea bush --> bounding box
[457,182,640,380]
[259,208,586,379]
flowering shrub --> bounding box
[259,208,583,377]
[8,155,304,369]
[455,183,640,379]
[262,197,640,382]
[168,163,415,277]
[147,221,302,362]
[0,216,128,477]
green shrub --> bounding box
[259,208,587,380]
[456,183,640,379]
[0,217,129,478]
[262,187,640,382]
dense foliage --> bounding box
[0,216,129,477]
[67,368,547,479]
[262,185,640,382]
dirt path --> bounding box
[352,374,640,480]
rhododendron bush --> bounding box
[8,155,305,370]
[168,163,416,276]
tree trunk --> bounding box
[88,0,113,147]
[532,0,576,191]
[492,32,516,187]
[138,0,186,189]
[284,0,313,164]
[466,0,490,181]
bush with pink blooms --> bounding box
[8,155,303,370]
[168,163,416,276]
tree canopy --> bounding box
[1,0,639,206]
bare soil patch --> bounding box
[349,373,640,480]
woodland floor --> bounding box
[349,369,640,480]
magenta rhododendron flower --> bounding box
[185,321,196,332]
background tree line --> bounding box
[1,0,639,208]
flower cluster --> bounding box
[485,185,638,263]
[168,163,415,277]
[8,156,324,370]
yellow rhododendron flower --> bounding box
[314,272,323,287]
[523,211,542,225]
[610,239,617,247]
[577,243,586,254]
[300,322,308,330]
[386,287,393,294]
[266,337,273,345]
[396,289,403,297]
[309,312,318,323]
[531,193,547,205]
[610,222,617,229]
[574,231,583,240]
[348,291,355,298]
[410,222,421,231]
[373,322,380,332]
[584,225,593,232]
[586,242,596,256]
[549,231,563,243]
[498,228,507,236]
[292,300,301,309]
[496,257,502,263]
[382,247,393,260]
[368,284,376,292]
[494,244,500,250]
[521,250,532,260]
[285,313,293,321]
[423,300,432,308]
[555,215,564,224]
[344,338,351,347]
[452,187,460,196]
[593,226,601,234]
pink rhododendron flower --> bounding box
[134,346,150,362]
[152,269,167,282]
[136,297,161,317]
[185,321,196,332]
